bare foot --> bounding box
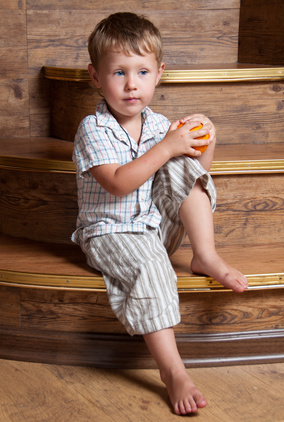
[161,367,207,415]
[191,252,248,293]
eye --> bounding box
[139,70,148,76]
[115,70,124,76]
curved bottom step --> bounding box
[0,236,283,367]
[1,326,284,369]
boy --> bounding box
[72,12,248,416]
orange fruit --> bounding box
[178,122,209,154]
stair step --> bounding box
[43,64,284,83]
[0,235,283,291]
[0,234,283,368]
[1,137,283,174]
[1,138,283,245]
[43,65,284,142]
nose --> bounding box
[125,73,137,91]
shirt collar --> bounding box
[96,99,164,144]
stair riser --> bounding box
[213,173,284,246]
[1,285,283,368]
[49,80,284,143]
[0,168,77,244]
[1,168,283,246]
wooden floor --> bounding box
[1,359,284,421]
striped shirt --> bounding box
[72,99,171,243]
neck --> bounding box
[119,114,143,144]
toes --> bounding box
[175,397,201,415]
[177,400,193,415]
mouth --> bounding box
[124,97,139,104]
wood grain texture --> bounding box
[213,173,284,246]
[1,137,283,162]
[151,82,284,145]
[26,0,240,10]
[48,79,284,144]
[1,167,282,245]
[0,0,26,9]
[0,326,284,368]
[17,288,284,335]
[0,287,20,329]
[1,235,284,282]
[0,1,241,139]
[239,0,284,65]
[0,359,283,422]
[0,169,77,244]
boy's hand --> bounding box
[162,115,215,158]
[179,114,216,144]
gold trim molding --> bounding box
[1,154,284,175]
[43,65,284,83]
[0,155,75,173]
[0,269,283,292]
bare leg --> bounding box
[179,180,248,292]
[144,328,207,415]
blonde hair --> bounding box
[88,12,163,70]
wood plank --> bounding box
[0,287,20,329]
[27,0,240,10]
[239,0,284,66]
[0,169,77,243]
[0,0,26,9]
[177,290,284,334]
[45,79,284,143]
[194,364,284,422]
[0,359,283,422]
[0,116,30,139]
[27,9,239,79]
[0,359,113,421]
[151,82,284,145]
[0,236,284,281]
[17,287,284,335]
[213,173,284,246]
[1,326,284,368]
[0,79,29,116]
[1,167,282,245]
[1,137,284,163]
[0,10,26,47]
[0,47,28,79]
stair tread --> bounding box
[0,235,283,291]
[1,137,283,173]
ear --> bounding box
[156,62,165,85]
[88,63,101,89]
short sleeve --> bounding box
[73,115,120,177]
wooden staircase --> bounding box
[0,65,284,368]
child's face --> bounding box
[88,49,164,125]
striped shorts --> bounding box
[79,156,216,336]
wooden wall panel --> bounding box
[0,10,26,46]
[27,0,239,11]
[0,6,29,138]
[0,0,241,139]
[29,77,51,137]
[0,48,28,79]
[27,9,239,72]
[238,0,284,65]
[0,0,26,9]
[0,79,30,138]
